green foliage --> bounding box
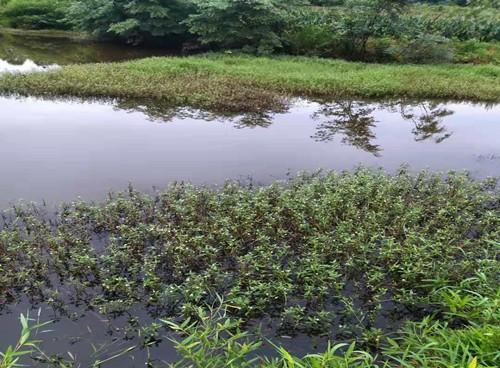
[0,169,498,339]
[333,0,408,57]
[163,302,379,368]
[432,267,500,326]
[386,34,454,63]
[452,40,500,64]
[0,0,70,30]
[385,318,500,368]
[282,2,500,62]
[66,0,194,44]
[2,0,499,62]
[186,0,294,54]
[164,303,262,368]
[400,5,500,42]
[282,7,338,56]
[165,286,500,367]
[0,170,498,367]
[0,313,50,368]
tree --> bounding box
[187,0,299,54]
[68,0,194,44]
[335,0,408,58]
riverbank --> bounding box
[1,169,498,367]
[1,55,499,113]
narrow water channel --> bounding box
[0,96,499,209]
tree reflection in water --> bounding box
[117,99,278,128]
[387,102,454,143]
[312,100,455,155]
[117,98,456,157]
[312,101,381,155]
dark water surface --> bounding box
[0,31,175,65]
[0,96,499,209]
[1,30,499,368]
[0,95,499,366]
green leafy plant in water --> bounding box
[0,169,498,366]
[163,300,262,368]
[0,312,51,368]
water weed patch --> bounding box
[0,169,498,366]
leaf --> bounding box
[468,357,478,368]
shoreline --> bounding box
[0,54,499,113]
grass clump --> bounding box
[0,55,499,114]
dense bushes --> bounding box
[401,5,500,42]
[186,0,291,54]
[66,0,193,45]
[282,2,498,62]
[0,0,70,30]
[1,0,499,63]
[386,34,455,63]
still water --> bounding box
[1,30,499,368]
[0,30,175,66]
[0,96,499,209]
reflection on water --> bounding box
[0,95,499,366]
[311,101,380,155]
[308,101,457,155]
[0,31,176,65]
[389,102,454,143]
[0,96,498,208]
[119,99,460,156]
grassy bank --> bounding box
[1,169,499,367]
[1,55,499,113]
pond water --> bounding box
[0,95,499,365]
[0,31,176,66]
[0,96,499,209]
[1,30,499,367]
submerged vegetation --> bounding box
[0,169,499,366]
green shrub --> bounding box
[67,0,194,44]
[0,0,70,30]
[282,7,338,56]
[387,34,454,63]
[332,0,408,58]
[452,40,500,64]
[187,0,295,54]
[400,5,500,42]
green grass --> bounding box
[1,54,499,113]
